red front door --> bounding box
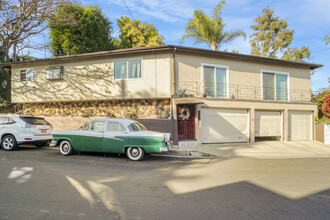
[177,105,195,140]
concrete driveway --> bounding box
[194,141,330,159]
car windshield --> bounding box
[20,117,51,125]
[128,122,148,132]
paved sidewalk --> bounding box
[173,141,330,159]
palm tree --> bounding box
[325,33,330,45]
[181,1,246,51]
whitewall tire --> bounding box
[59,140,73,156]
[126,147,145,161]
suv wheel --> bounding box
[1,135,18,151]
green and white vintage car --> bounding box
[50,119,172,161]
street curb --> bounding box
[165,150,218,158]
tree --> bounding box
[314,89,330,124]
[325,33,330,45]
[282,47,311,62]
[49,4,112,56]
[180,1,246,51]
[0,0,70,62]
[116,16,164,49]
[0,0,70,112]
[250,8,310,62]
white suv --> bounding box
[0,115,53,151]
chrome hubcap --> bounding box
[131,148,139,157]
[62,144,69,152]
[3,138,14,149]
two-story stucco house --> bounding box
[2,45,322,145]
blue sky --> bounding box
[33,0,330,91]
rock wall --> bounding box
[22,99,171,119]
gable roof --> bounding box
[0,45,323,70]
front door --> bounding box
[103,121,129,153]
[177,104,195,141]
[79,120,105,152]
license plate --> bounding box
[41,129,47,133]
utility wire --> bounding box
[122,0,135,20]
[294,32,329,42]
[313,48,330,54]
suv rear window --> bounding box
[20,117,51,125]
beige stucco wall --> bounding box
[175,52,312,102]
[11,52,172,103]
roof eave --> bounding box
[0,45,323,70]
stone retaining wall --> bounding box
[22,99,171,118]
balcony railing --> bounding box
[176,82,313,103]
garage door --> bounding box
[201,108,249,143]
[288,111,312,141]
[255,111,282,137]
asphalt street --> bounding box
[0,145,330,220]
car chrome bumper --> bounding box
[165,141,173,149]
[160,147,169,152]
[50,140,57,147]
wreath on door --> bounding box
[179,106,190,120]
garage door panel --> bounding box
[201,108,249,143]
[255,111,281,137]
[289,111,312,141]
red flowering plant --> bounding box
[314,89,330,124]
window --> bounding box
[20,69,33,82]
[203,65,228,98]
[0,117,8,124]
[20,117,50,125]
[91,121,105,131]
[128,122,148,132]
[83,124,90,130]
[0,117,15,125]
[114,59,141,80]
[46,66,63,80]
[107,122,126,132]
[262,71,288,101]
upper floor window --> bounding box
[262,71,289,101]
[114,59,142,80]
[46,66,63,80]
[20,69,33,82]
[203,64,229,98]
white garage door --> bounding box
[288,111,312,141]
[201,108,249,143]
[255,111,282,137]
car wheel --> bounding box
[1,135,18,151]
[126,147,145,161]
[59,140,73,156]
